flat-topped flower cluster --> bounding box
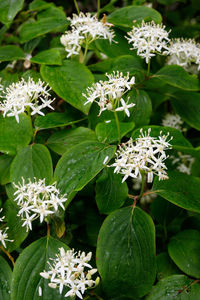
[60,12,115,58]
[13,178,67,231]
[83,71,135,116]
[0,77,54,123]
[111,129,172,183]
[40,247,98,299]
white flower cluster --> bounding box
[126,21,170,63]
[111,129,172,183]
[40,247,98,299]
[167,38,200,72]
[171,152,194,175]
[83,71,135,116]
[13,178,67,231]
[0,77,55,123]
[0,208,13,248]
[162,113,184,132]
[60,12,114,58]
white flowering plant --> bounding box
[0,0,200,299]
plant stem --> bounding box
[47,223,50,237]
[138,172,145,200]
[97,0,101,17]
[114,111,121,144]
[147,59,151,77]
[73,0,80,14]
[0,246,15,267]
[82,42,89,64]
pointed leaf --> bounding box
[0,45,25,61]
[30,49,62,65]
[0,0,24,25]
[96,206,156,299]
[41,60,94,114]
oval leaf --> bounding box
[96,206,156,299]
[153,171,200,213]
[11,236,70,300]
[168,230,200,278]
[146,275,200,300]
[154,65,200,91]
[40,60,94,114]
[30,49,62,65]
[0,45,25,61]
[0,256,12,300]
[95,120,135,143]
[0,0,24,25]
[54,141,116,197]
[0,114,33,155]
[107,6,162,29]
[10,144,53,184]
[96,168,128,214]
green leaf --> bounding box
[34,111,85,130]
[10,144,53,184]
[0,45,25,61]
[30,49,62,65]
[146,275,200,300]
[153,171,200,214]
[11,236,71,300]
[0,0,24,26]
[95,120,135,143]
[0,155,13,185]
[3,199,28,252]
[96,168,128,214]
[0,114,33,155]
[19,7,69,43]
[0,256,12,300]
[95,28,133,58]
[125,90,152,127]
[171,91,200,131]
[96,206,156,299]
[40,60,94,114]
[132,126,192,148]
[107,5,162,29]
[54,141,116,200]
[168,230,200,278]
[47,127,97,155]
[154,65,200,91]
[29,0,54,11]
[156,253,182,281]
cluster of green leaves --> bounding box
[0,0,200,299]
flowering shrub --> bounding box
[0,0,200,299]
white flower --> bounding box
[0,208,13,248]
[83,71,135,116]
[171,151,194,175]
[126,21,170,63]
[110,128,172,183]
[0,77,55,123]
[13,178,67,231]
[61,12,115,58]
[162,113,184,132]
[40,247,98,299]
[166,38,200,72]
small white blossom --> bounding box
[61,12,115,58]
[126,21,170,63]
[0,208,13,248]
[171,152,195,175]
[83,71,135,116]
[162,113,184,132]
[13,178,67,231]
[166,38,200,72]
[40,247,98,299]
[110,129,172,183]
[38,286,42,297]
[0,77,55,123]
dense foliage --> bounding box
[0,0,200,299]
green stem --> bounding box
[114,111,121,144]
[73,0,80,14]
[82,42,89,64]
[138,172,145,200]
[97,0,101,17]
[147,59,151,77]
